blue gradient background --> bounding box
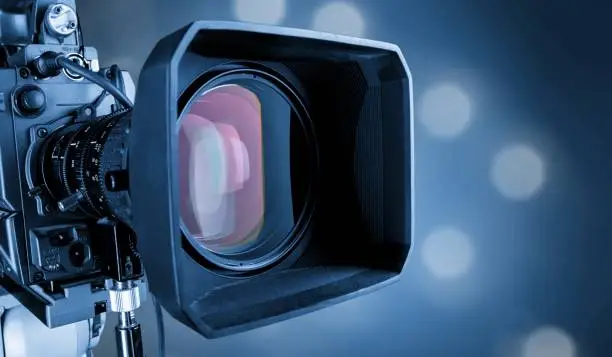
[78,1,612,356]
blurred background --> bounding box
[77,1,612,356]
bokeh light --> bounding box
[421,227,475,279]
[490,144,546,201]
[521,326,577,357]
[233,0,286,25]
[311,2,365,37]
[419,83,473,139]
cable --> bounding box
[109,64,126,109]
[151,294,166,357]
[56,55,133,109]
[29,51,134,109]
[77,15,85,47]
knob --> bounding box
[17,86,46,116]
[57,191,84,212]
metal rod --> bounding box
[112,280,144,357]
[115,320,144,357]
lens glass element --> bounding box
[177,75,313,266]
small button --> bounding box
[17,87,46,116]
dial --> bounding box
[45,4,78,37]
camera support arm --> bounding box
[0,292,104,357]
[95,221,146,357]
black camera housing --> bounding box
[0,0,142,329]
[131,21,413,338]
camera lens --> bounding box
[178,84,264,254]
[177,69,317,271]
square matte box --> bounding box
[130,21,413,338]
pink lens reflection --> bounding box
[178,84,265,253]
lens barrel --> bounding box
[39,109,132,223]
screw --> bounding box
[45,204,53,213]
[68,21,76,29]
[37,128,48,138]
[19,68,29,78]
[54,5,62,13]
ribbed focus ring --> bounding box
[108,285,141,312]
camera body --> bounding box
[0,0,142,330]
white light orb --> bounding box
[421,227,474,279]
[522,326,577,357]
[491,144,545,201]
[233,0,286,25]
[311,2,365,37]
[419,83,473,139]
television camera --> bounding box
[0,1,413,356]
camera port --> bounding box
[63,53,87,80]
